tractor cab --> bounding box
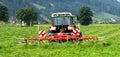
[49,12,76,34]
[52,13,73,26]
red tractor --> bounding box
[47,12,82,42]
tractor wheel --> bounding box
[79,32,82,37]
[56,40,62,43]
[48,40,53,43]
[70,39,78,43]
[48,30,51,36]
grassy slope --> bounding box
[0,24,120,57]
[95,12,117,19]
[93,12,120,22]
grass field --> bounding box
[0,24,120,57]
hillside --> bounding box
[1,0,120,22]
[0,24,120,57]
[93,12,120,23]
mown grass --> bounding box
[0,24,120,57]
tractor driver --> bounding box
[60,17,69,25]
[61,19,68,25]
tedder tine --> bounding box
[17,38,25,44]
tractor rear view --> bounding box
[49,12,82,36]
[47,12,82,42]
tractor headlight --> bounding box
[68,25,74,30]
[68,26,72,30]
[50,26,56,30]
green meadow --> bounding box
[0,24,120,57]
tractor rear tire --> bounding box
[70,39,78,43]
[79,32,82,37]
[56,40,62,43]
[48,40,53,43]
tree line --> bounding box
[1,0,120,17]
[0,3,93,26]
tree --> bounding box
[0,3,9,22]
[16,7,37,26]
[77,6,93,25]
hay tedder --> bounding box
[18,12,102,44]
